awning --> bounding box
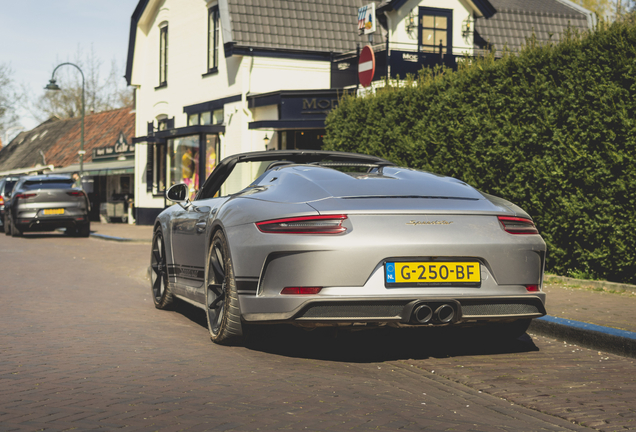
[133,124,226,144]
[53,159,134,176]
[248,120,326,130]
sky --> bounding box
[0,0,140,137]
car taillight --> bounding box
[280,287,322,295]
[0,196,3,205]
[498,216,539,235]
[256,215,348,234]
[67,191,85,197]
[14,193,37,200]
[526,284,540,292]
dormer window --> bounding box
[419,8,452,55]
[207,6,220,74]
[158,24,168,87]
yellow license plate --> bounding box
[385,261,481,286]
[43,208,65,215]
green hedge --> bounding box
[324,19,636,284]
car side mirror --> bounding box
[166,183,190,207]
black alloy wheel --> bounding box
[205,230,243,344]
[150,230,173,309]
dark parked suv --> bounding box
[4,174,90,237]
[0,176,21,233]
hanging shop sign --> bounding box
[93,132,135,160]
[358,3,376,34]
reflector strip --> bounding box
[281,287,322,295]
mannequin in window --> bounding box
[182,147,195,189]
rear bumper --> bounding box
[240,294,546,325]
[15,216,88,232]
[228,213,548,326]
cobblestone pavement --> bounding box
[1,233,635,431]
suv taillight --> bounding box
[14,193,37,200]
[498,216,539,235]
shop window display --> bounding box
[168,136,200,197]
[148,134,220,201]
[206,134,218,178]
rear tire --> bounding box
[76,222,91,237]
[150,229,174,309]
[205,230,243,345]
[4,215,10,236]
[10,216,22,237]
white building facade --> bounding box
[126,0,592,224]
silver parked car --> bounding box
[151,150,546,345]
[4,174,90,237]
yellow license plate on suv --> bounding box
[385,261,481,287]
[43,208,65,215]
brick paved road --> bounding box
[1,233,635,431]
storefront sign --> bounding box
[301,98,339,114]
[389,50,457,79]
[93,132,135,160]
[279,92,342,120]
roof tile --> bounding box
[0,107,134,172]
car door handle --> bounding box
[196,221,207,232]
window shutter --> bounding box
[146,144,154,193]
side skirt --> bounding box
[174,293,206,310]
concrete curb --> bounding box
[529,316,636,359]
[545,274,636,293]
[89,233,151,244]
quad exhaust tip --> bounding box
[412,303,456,324]
[413,304,433,323]
[435,304,455,323]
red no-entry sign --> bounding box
[358,45,375,88]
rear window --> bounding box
[22,179,74,190]
[4,180,18,195]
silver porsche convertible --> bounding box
[150,150,546,344]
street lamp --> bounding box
[45,62,85,178]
